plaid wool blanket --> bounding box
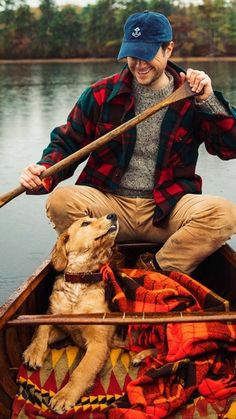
[13,267,236,418]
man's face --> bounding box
[127,42,174,89]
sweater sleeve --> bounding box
[194,92,230,115]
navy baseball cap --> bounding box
[117,11,172,61]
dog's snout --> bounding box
[106,213,117,222]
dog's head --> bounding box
[51,213,119,272]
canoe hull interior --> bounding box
[0,243,236,418]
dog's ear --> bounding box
[51,231,70,272]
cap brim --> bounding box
[117,41,161,61]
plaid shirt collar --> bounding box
[106,65,133,103]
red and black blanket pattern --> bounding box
[102,266,236,418]
[13,267,236,418]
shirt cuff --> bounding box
[194,92,230,115]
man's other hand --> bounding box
[180,68,213,102]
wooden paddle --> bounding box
[0,81,196,209]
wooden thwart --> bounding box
[0,82,196,208]
[7,311,236,326]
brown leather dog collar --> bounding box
[64,272,103,284]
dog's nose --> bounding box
[106,213,117,221]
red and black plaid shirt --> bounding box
[38,61,236,225]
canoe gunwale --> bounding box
[219,243,236,267]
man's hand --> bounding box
[20,163,47,190]
[180,69,213,102]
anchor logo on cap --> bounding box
[132,27,141,38]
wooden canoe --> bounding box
[1,242,236,418]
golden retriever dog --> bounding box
[23,213,119,414]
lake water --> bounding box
[0,60,236,305]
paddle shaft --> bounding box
[7,311,236,326]
[0,81,196,208]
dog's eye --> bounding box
[81,221,91,227]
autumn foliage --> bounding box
[0,0,235,59]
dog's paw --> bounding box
[50,385,78,414]
[23,342,47,369]
[131,353,145,367]
[131,349,158,367]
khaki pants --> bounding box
[46,185,236,274]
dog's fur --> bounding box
[23,213,119,414]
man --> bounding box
[20,11,236,274]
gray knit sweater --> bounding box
[116,75,174,197]
[115,75,229,198]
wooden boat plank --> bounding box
[0,400,11,419]
[220,243,236,266]
[193,244,236,307]
[0,335,18,399]
[5,328,22,369]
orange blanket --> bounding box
[102,266,236,418]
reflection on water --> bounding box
[0,60,236,304]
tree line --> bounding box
[0,0,235,59]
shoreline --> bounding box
[0,56,236,64]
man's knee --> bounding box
[46,186,70,216]
[46,186,81,232]
[192,196,236,240]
